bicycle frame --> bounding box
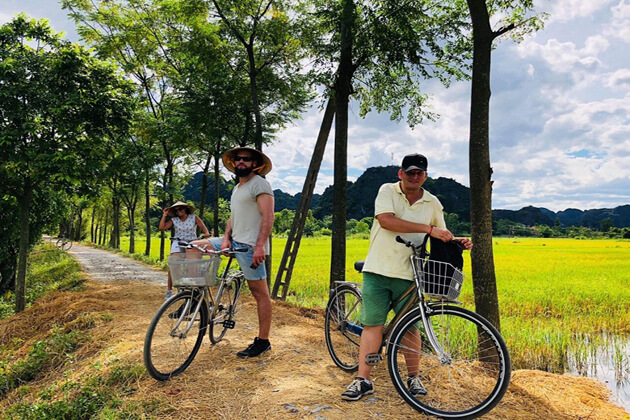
[167,239,243,338]
[336,237,457,359]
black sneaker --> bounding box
[236,337,271,358]
[341,377,374,401]
[407,376,427,396]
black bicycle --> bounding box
[325,236,511,419]
[143,238,247,381]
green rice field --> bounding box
[119,236,630,374]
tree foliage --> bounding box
[0,14,135,311]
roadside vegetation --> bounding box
[0,243,84,320]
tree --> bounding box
[465,0,544,329]
[210,0,312,150]
[600,217,613,233]
[304,0,471,287]
[0,15,134,311]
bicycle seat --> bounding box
[354,261,365,273]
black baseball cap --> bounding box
[401,154,428,172]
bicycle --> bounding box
[143,238,247,381]
[55,235,73,251]
[325,235,511,419]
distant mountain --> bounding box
[184,168,630,228]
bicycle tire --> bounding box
[324,285,363,372]
[209,273,242,344]
[386,305,511,419]
[144,291,208,381]
[61,239,72,251]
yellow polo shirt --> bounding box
[362,182,446,281]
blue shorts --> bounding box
[206,237,267,281]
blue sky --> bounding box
[2,0,629,212]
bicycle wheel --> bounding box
[386,305,511,419]
[61,239,72,251]
[55,238,64,249]
[209,273,242,344]
[324,285,363,372]
[144,290,208,381]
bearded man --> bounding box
[195,147,275,358]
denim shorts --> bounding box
[206,237,267,281]
[359,272,416,326]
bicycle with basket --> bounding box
[325,234,511,419]
[143,238,247,381]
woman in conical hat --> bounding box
[159,201,211,300]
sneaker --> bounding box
[341,377,374,401]
[407,376,427,396]
[164,290,174,300]
[236,337,271,358]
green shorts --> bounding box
[359,272,417,327]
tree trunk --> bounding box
[199,153,212,224]
[90,207,96,242]
[330,0,356,285]
[15,183,33,312]
[246,45,264,150]
[102,209,109,246]
[0,247,17,294]
[111,196,121,249]
[213,153,221,236]
[466,0,501,331]
[144,167,152,257]
[128,201,137,254]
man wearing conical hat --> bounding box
[196,146,275,358]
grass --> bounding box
[0,243,85,320]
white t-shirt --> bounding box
[362,182,446,281]
[230,175,274,253]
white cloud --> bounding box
[516,36,607,74]
[604,0,630,42]
[606,68,630,88]
[542,0,615,23]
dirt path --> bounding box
[5,242,629,419]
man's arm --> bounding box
[377,213,454,242]
[252,193,274,268]
[221,218,232,250]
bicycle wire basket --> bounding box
[413,256,465,301]
[168,254,222,287]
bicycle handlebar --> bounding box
[169,237,248,255]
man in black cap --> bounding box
[341,153,472,401]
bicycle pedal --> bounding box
[223,320,235,329]
[365,353,382,366]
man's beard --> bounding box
[234,166,254,177]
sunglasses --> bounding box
[405,170,426,177]
[234,156,253,162]
[175,208,186,213]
